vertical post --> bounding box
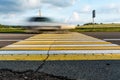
[92,10,96,27]
[92,17,94,27]
[39,9,41,17]
[92,16,94,24]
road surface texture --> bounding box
[82,32,120,45]
[0,32,119,48]
[0,32,120,80]
[0,33,35,48]
[0,69,73,80]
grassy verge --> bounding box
[70,27,120,32]
[80,24,120,28]
[70,24,120,32]
[0,24,120,33]
[0,28,25,33]
[0,24,26,33]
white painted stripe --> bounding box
[50,50,120,54]
[27,39,103,41]
[26,40,106,42]
[6,44,118,47]
[0,50,120,54]
[104,39,120,41]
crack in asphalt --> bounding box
[0,69,75,80]
[34,40,56,73]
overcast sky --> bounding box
[0,0,120,25]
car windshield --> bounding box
[29,17,53,22]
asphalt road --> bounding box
[0,33,35,48]
[0,32,120,80]
[0,32,120,48]
[0,60,120,80]
[82,32,120,45]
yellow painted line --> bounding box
[14,41,54,45]
[54,42,111,45]
[14,41,112,45]
[0,54,120,60]
[50,46,120,50]
[47,54,113,60]
[26,33,104,42]
[0,54,48,60]
[1,47,50,50]
[1,46,120,50]
[27,39,96,40]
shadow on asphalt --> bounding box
[0,69,75,80]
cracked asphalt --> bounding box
[0,33,120,80]
[0,60,120,80]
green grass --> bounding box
[0,28,25,33]
[70,24,120,32]
[0,24,120,33]
[80,24,120,28]
[0,24,26,33]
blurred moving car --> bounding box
[24,17,76,31]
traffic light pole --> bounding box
[93,17,94,24]
[92,10,96,27]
